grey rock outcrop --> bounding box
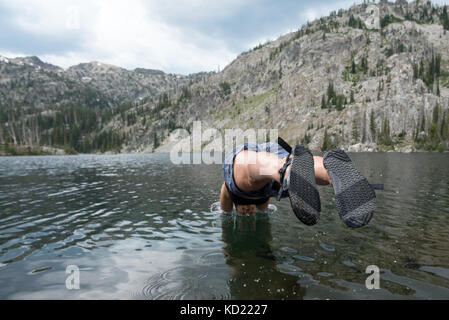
[1,0,449,154]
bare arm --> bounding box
[220,182,234,212]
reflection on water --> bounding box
[0,153,448,299]
[221,213,305,299]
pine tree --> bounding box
[352,117,360,143]
[361,56,368,74]
[435,54,441,77]
[432,103,440,125]
[153,132,159,150]
[321,95,327,109]
[302,133,311,145]
[428,122,438,146]
[440,5,449,30]
[380,117,391,145]
[322,127,331,151]
[336,95,345,111]
[370,110,377,142]
[348,14,356,28]
[362,111,367,143]
[327,82,336,104]
[441,111,448,140]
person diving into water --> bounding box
[220,138,383,228]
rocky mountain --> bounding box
[0,55,191,110]
[1,0,449,156]
[0,55,203,154]
[143,0,449,153]
[64,62,193,105]
[0,56,111,110]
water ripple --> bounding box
[0,153,448,299]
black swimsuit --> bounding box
[225,182,271,206]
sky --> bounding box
[0,0,447,75]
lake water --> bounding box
[0,153,448,299]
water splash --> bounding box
[209,202,277,215]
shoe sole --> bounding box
[323,149,376,228]
[288,145,321,226]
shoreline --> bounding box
[2,141,448,158]
[1,149,448,157]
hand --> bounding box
[236,204,257,216]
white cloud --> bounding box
[299,0,358,23]
[3,0,446,75]
[0,0,239,74]
[89,0,236,73]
